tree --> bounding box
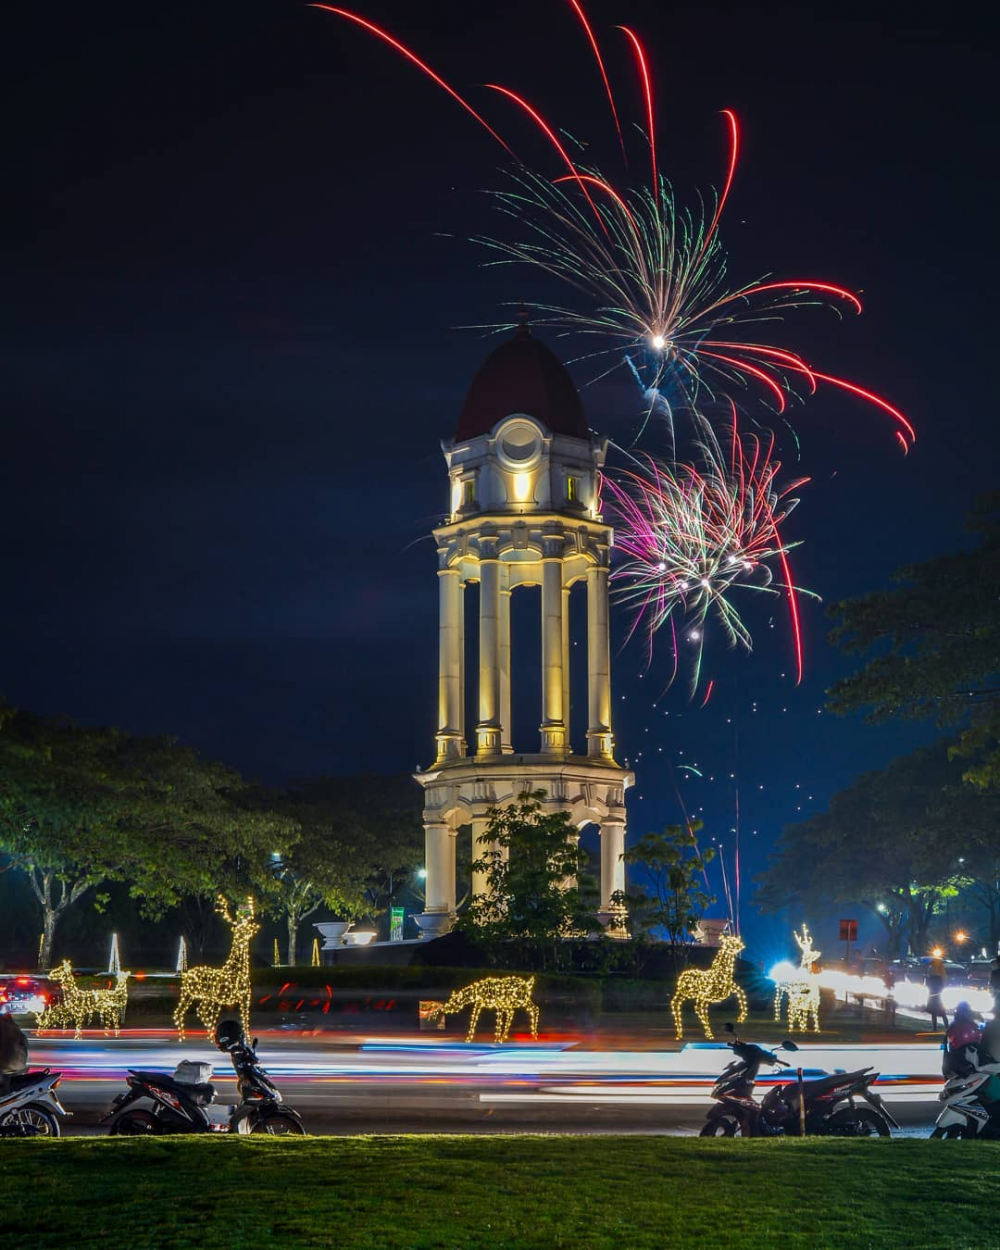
[0,710,125,964]
[0,706,295,964]
[828,492,1000,790]
[756,742,968,955]
[266,774,423,963]
[456,790,597,970]
[624,822,715,972]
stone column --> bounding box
[499,569,513,754]
[540,534,566,754]
[561,583,572,754]
[415,818,457,939]
[477,539,502,756]
[598,820,627,937]
[435,563,465,762]
[586,560,614,759]
[470,815,492,902]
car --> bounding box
[0,974,59,1017]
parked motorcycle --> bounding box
[700,1023,897,1137]
[931,1046,1000,1139]
[104,1021,304,1136]
[0,1069,68,1137]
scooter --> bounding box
[931,1046,1000,1139]
[104,1022,304,1136]
[0,1069,69,1137]
[701,1023,898,1137]
[700,1028,799,1137]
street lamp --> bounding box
[417,868,427,880]
[954,930,969,945]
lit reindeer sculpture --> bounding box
[773,925,822,1033]
[671,933,748,1040]
[36,960,131,1040]
[174,896,259,1042]
[434,975,539,1043]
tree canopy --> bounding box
[624,822,715,969]
[755,740,997,955]
[456,790,597,970]
[827,492,1000,790]
[0,705,294,962]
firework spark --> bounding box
[605,416,819,692]
[313,2,914,450]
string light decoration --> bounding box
[772,925,822,1033]
[174,896,259,1042]
[311,938,321,968]
[273,938,281,968]
[671,933,747,1040]
[176,936,188,974]
[434,975,539,1043]
[35,960,131,1040]
[108,933,121,976]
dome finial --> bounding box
[515,306,530,337]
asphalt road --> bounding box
[22,1030,946,1137]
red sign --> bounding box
[839,919,858,942]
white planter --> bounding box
[314,922,353,950]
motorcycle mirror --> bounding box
[781,1040,799,1052]
[252,1037,259,1051]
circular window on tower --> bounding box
[496,417,543,469]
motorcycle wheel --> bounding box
[0,1105,60,1138]
[930,1125,965,1139]
[110,1110,160,1136]
[699,1118,738,1137]
[248,1111,305,1136]
[824,1107,890,1138]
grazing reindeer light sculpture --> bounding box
[174,896,258,1042]
[773,925,822,1033]
[434,975,539,1043]
[36,960,131,1040]
[671,934,747,1040]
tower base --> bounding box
[414,754,633,935]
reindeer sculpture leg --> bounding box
[695,997,714,1040]
[671,992,687,1041]
[734,984,748,1024]
[466,1002,482,1043]
[174,994,192,1043]
[526,1003,539,1040]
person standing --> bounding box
[926,952,948,1031]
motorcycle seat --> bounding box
[6,1070,48,1090]
[800,1068,873,1094]
[128,1069,216,1101]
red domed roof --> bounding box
[456,324,588,442]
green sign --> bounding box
[390,907,405,942]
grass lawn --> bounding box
[2,1135,997,1248]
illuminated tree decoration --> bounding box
[671,933,747,1040]
[311,937,321,968]
[773,925,822,1033]
[35,960,131,1040]
[174,896,259,1042]
[176,936,188,974]
[434,975,539,1043]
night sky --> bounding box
[4,1,994,953]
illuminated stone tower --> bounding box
[415,322,633,939]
